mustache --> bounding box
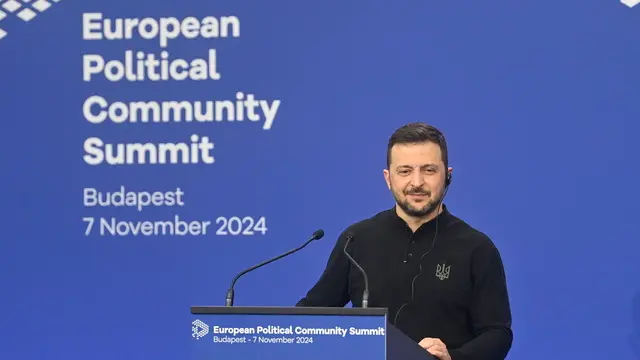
[405,188,431,195]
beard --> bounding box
[392,186,443,218]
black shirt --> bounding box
[296,204,513,360]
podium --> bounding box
[189,306,435,359]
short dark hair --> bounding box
[386,122,448,169]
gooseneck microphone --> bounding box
[225,229,325,307]
[343,234,369,308]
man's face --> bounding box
[383,142,450,218]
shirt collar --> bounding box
[386,203,452,235]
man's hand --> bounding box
[418,337,451,360]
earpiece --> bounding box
[445,172,452,186]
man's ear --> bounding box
[383,169,391,190]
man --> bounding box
[296,123,513,360]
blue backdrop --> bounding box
[0,0,638,359]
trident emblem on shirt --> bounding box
[435,263,450,280]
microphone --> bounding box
[225,229,325,307]
[343,234,369,308]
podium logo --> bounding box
[0,0,62,40]
[192,319,209,340]
[621,0,640,7]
